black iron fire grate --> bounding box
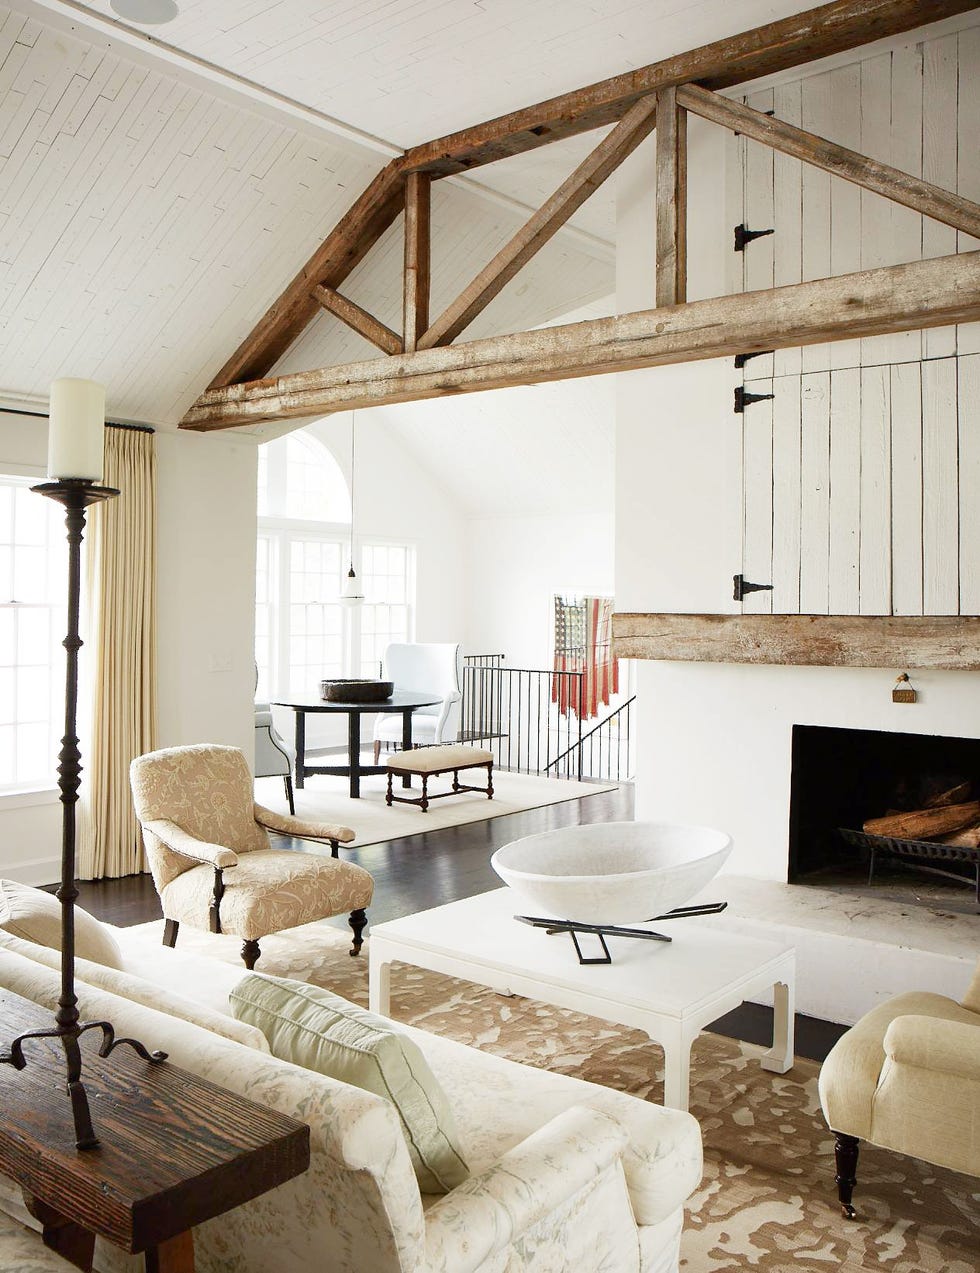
[839,827,980,905]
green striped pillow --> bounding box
[230,973,468,1194]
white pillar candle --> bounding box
[47,379,106,481]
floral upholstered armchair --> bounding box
[130,744,373,968]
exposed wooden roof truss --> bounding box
[182,0,980,431]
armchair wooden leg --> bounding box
[284,773,295,816]
[349,908,367,957]
[241,939,261,970]
[162,919,179,949]
[833,1132,860,1219]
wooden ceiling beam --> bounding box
[206,162,406,388]
[312,286,404,355]
[403,172,431,353]
[679,83,980,239]
[417,95,658,350]
[655,88,687,307]
[181,251,980,430]
[401,1,978,177]
[199,0,979,392]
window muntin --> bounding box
[0,477,67,792]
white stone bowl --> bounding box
[490,821,733,926]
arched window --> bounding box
[257,431,351,523]
[256,430,414,702]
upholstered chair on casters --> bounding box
[818,957,980,1218]
[130,744,373,969]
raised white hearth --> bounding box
[627,659,980,1023]
[689,874,976,1027]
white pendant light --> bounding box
[110,0,179,25]
[340,412,364,606]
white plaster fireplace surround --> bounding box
[632,659,980,884]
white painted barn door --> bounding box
[729,28,980,617]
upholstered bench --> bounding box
[386,744,493,812]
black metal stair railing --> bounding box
[546,695,635,783]
[461,656,633,782]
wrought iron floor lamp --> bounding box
[0,382,165,1150]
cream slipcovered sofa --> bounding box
[819,957,980,1217]
[0,918,702,1272]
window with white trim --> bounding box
[0,476,67,792]
[360,543,414,676]
[256,432,415,699]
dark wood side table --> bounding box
[0,990,310,1271]
[274,691,440,798]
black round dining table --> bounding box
[272,691,441,798]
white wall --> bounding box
[0,412,257,885]
[155,429,257,756]
[466,513,615,669]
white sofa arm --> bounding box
[142,819,238,869]
[884,1014,980,1081]
[421,1106,628,1273]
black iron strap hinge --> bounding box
[734,350,774,369]
[734,223,775,252]
[733,574,774,601]
[734,386,775,413]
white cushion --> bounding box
[0,879,123,969]
[0,928,269,1053]
[387,746,492,774]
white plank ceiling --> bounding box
[64,0,821,245]
[0,3,616,423]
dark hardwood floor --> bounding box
[67,782,847,1063]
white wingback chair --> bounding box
[255,701,296,813]
[373,643,463,760]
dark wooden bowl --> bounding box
[319,678,394,703]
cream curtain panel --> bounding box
[79,426,157,879]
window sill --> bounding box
[0,787,60,811]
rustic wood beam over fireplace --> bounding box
[611,614,980,670]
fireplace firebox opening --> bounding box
[787,724,980,913]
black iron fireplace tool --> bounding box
[515,901,729,965]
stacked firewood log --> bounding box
[863,780,980,847]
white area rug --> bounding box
[256,769,618,848]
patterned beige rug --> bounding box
[135,920,980,1272]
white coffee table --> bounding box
[368,887,795,1112]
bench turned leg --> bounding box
[420,774,429,812]
[386,771,394,806]
[452,769,460,792]
[487,762,494,800]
